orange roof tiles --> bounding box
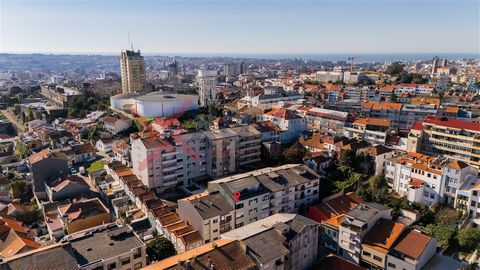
[393,229,433,259]
[28,148,51,164]
[362,102,402,111]
[354,117,391,127]
[143,239,234,270]
[411,97,440,107]
[323,214,345,229]
[363,219,405,254]
[409,178,424,187]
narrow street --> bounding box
[1,110,26,133]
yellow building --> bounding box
[120,50,146,93]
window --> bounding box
[362,251,371,257]
[236,203,244,209]
[108,263,116,270]
[133,249,142,259]
[373,255,382,262]
[213,229,218,233]
[213,219,218,224]
[122,258,131,265]
[474,191,478,196]
[134,262,143,270]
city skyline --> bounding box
[1,0,479,55]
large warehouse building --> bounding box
[110,91,198,118]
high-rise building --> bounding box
[120,50,146,93]
[224,62,247,77]
[196,69,217,107]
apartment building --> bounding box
[177,192,235,244]
[257,108,307,144]
[339,203,392,263]
[143,239,257,270]
[222,213,320,270]
[247,90,304,110]
[362,102,402,130]
[308,192,365,254]
[204,126,261,178]
[344,117,391,145]
[230,125,262,169]
[196,69,217,107]
[1,224,147,270]
[400,103,438,131]
[386,228,437,270]
[369,145,395,176]
[131,132,206,191]
[408,116,480,167]
[393,83,435,95]
[384,152,478,206]
[305,107,352,136]
[208,164,321,229]
[40,85,84,108]
[360,219,405,269]
[120,50,146,93]
[65,224,147,270]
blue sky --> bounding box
[1,0,479,54]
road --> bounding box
[1,110,26,133]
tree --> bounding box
[14,141,31,160]
[385,62,404,76]
[339,149,355,168]
[146,236,176,262]
[435,207,461,226]
[457,227,480,252]
[390,92,398,102]
[425,223,456,247]
[412,74,427,84]
[9,180,31,200]
[15,204,42,225]
[284,141,308,163]
[397,71,413,83]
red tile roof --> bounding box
[393,229,433,259]
[424,116,480,132]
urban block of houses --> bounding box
[103,115,133,135]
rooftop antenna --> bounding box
[128,31,133,51]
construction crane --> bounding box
[347,55,365,72]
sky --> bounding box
[1,0,479,55]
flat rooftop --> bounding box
[68,224,144,267]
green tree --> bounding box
[412,74,427,84]
[390,92,398,102]
[9,180,31,200]
[146,236,176,262]
[15,204,43,225]
[14,141,31,160]
[397,71,413,83]
[385,62,404,76]
[425,223,456,247]
[284,141,308,163]
[339,149,355,168]
[457,227,480,252]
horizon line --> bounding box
[1,51,479,56]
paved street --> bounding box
[1,110,26,133]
